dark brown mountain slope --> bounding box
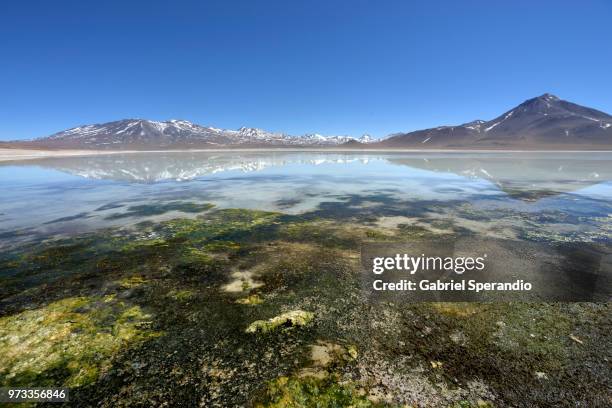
[375,94,612,149]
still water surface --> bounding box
[1,151,611,248]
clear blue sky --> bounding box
[1,0,611,140]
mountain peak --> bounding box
[511,93,567,116]
[521,93,561,107]
[359,134,374,143]
[538,93,560,101]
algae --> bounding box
[246,310,315,334]
[0,205,609,406]
[0,297,159,387]
[236,294,264,305]
[255,375,387,408]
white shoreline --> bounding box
[1,147,612,163]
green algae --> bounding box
[450,401,494,408]
[279,219,399,250]
[246,310,315,334]
[427,302,574,369]
[346,344,358,360]
[395,223,432,239]
[236,294,264,305]
[0,296,160,387]
[0,205,609,406]
[152,208,281,246]
[255,375,387,408]
[364,229,393,240]
[203,240,241,253]
[166,289,195,301]
[117,275,148,288]
[280,220,357,248]
[24,240,96,270]
[179,247,215,264]
[120,238,169,252]
[489,303,572,363]
[387,301,607,406]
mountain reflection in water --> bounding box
[6,151,611,187]
[0,151,611,248]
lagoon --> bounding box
[1,151,611,248]
[0,151,611,406]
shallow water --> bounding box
[1,151,611,406]
[1,151,611,248]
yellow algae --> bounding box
[430,302,481,318]
[0,297,160,387]
[255,375,383,408]
[246,310,314,334]
[166,289,195,301]
[117,275,148,288]
[236,294,263,305]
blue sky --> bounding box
[1,0,611,140]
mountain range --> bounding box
[378,94,612,149]
[3,94,611,150]
[6,120,373,149]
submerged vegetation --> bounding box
[246,310,315,334]
[0,201,610,407]
[0,296,159,387]
[256,375,381,408]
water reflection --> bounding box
[6,153,375,182]
[0,151,611,248]
[5,151,610,192]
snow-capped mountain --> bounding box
[7,93,611,150]
[358,134,375,143]
[377,94,612,149]
[44,119,235,147]
[26,119,375,149]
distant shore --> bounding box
[2,146,612,162]
[0,148,136,162]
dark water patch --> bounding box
[275,198,302,209]
[44,212,92,225]
[433,187,465,194]
[95,202,125,211]
[303,193,465,224]
[0,229,31,241]
[105,202,214,220]
[502,188,563,202]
